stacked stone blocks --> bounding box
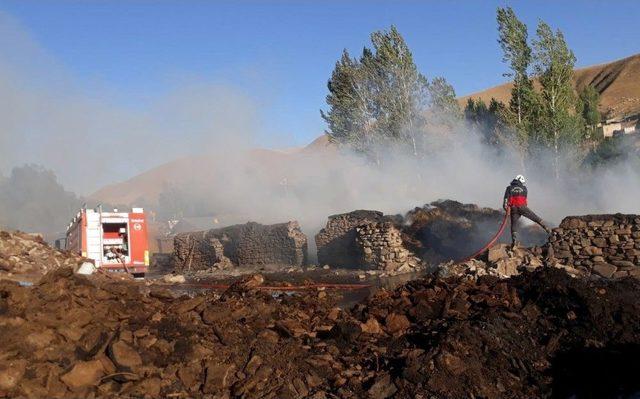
[549,215,640,278]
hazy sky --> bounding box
[0,0,638,193]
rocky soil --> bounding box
[2,264,640,398]
[0,231,86,282]
[2,208,640,398]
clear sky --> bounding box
[1,0,639,148]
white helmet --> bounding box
[515,174,526,184]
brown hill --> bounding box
[460,53,640,120]
[89,135,337,207]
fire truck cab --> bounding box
[66,207,149,276]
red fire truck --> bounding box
[65,207,149,275]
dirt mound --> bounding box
[0,231,85,281]
[2,263,640,398]
[0,267,340,398]
[334,268,640,398]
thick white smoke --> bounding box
[1,9,639,247]
[152,124,640,262]
[0,12,257,194]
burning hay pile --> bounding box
[401,200,547,264]
[2,265,640,398]
[314,200,546,273]
[0,231,85,281]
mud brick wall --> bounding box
[549,215,640,278]
[173,235,231,272]
[355,221,414,271]
[315,210,386,268]
[174,221,308,271]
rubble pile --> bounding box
[0,231,85,280]
[174,221,308,272]
[441,243,547,279]
[334,267,640,398]
[549,215,640,278]
[316,210,387,268]
[355,221,419,272]
[0,267,339,398]
[3,266,640,398]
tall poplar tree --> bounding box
[497,6,537,156]
[533,21,581,179]
[578,85,601,141]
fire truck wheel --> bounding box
[132,273,145,279]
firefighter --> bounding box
[503,175,551,248]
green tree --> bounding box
[0,164,83,235]
[322,26,439,161]
[497,6,537,155]
[368,26,431,157]
[464,98,507,147]
[427,76,462,124]
[578,85,601,141]
[532,21,581,179]
[320,50,370,155]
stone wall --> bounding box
[355,221,416,272]
[173,235,233,272]
[549,215,640,278]
[174,221,308,272]
[315,210,386,268]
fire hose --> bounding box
[178,282,372,291]
[457,206,511,264]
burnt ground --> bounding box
[1,266,640,398]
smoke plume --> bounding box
[1,10,639,249]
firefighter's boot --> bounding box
[511,232,520,250]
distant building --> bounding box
[601,121,622,138]
[600,114,639,138]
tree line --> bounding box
[322,7,607,177]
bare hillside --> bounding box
[89,135,337,207]
[460,53,640,119]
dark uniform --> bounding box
[503,179,549,245]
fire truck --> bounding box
[65,207,149,276]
